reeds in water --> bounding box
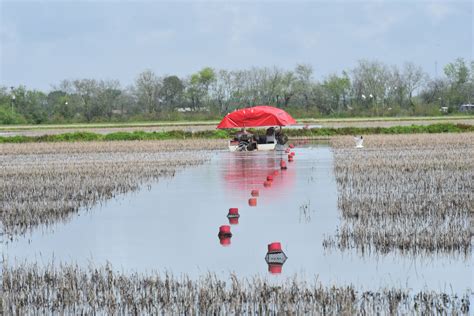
[2,261,470,315]
[1,140,224,238]
[324,134,472,256]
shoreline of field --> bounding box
[0,123,472,143]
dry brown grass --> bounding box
[2,261,470,315]
[324,133,473,255]
[0,140,224,237]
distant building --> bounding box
[440,106,449,113]
[459,104,474,112]
[112,109,126,115]
[176,107,210,113]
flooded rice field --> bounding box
[4,142,471,287]
[326,134,472,256]
[2,136,472,313]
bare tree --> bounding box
[352,60,390,114]
[293,64,314,110]
[72,79,99,122]
[402,62,426,105]
[135,70,161,113]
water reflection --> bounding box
[218,225,232,246]
[221,149,297,273]
[223,151,296,198]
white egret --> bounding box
[354,136,364,148]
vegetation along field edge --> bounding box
[0,115,472,131]
[0,123,472,143]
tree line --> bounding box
[1,58,472,124]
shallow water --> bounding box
[4,144,472,293]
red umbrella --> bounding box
[217,105,297,129]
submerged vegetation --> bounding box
[324,134,473,256]
[0,123,472,143]
[2,262,470,315]
[0,140,223,238]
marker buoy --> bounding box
[290,152,295,157]
[263,181,272,187]
[267,175,273,182]
[248,198,257,206]
[218,225,232,236]
[265,242,288,274]
[289,144,294,148]
[273,170,279,176]
[227,208,239,218]
[280,160,287,170]
[251,189,259,197]
[288,155,294,162]
[268,242,282,252]
[285,148,290,154]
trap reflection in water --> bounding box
[218,225,232,247]
[223,150,296,199]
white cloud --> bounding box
[135,29,176,45]
[352,3,411,40]
[426,2,456,22]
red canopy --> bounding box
[217,105,297,129]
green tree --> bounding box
[96,80,121,118]
[443,58,471,108]
[72,79,99,122]
[444,58,469,85]
[322,73,351,114]
[160,75,184,110]
[47,90,71,121]
[187,67,216,109]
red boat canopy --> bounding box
[217,106,297,129]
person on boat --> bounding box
[265,127,276,143]
[234,128,257,150]
[275,127,288,145]
[235,128,253,141]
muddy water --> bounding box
[5,144,471,293]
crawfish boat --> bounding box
[217,105,296,152]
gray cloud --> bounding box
[0,0,472,90]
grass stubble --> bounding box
[324,133,473,256]
[2,262,470,315]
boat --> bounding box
[217,105,296,151]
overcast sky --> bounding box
[1,0,472,91]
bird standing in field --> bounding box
[354,136,364,148]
